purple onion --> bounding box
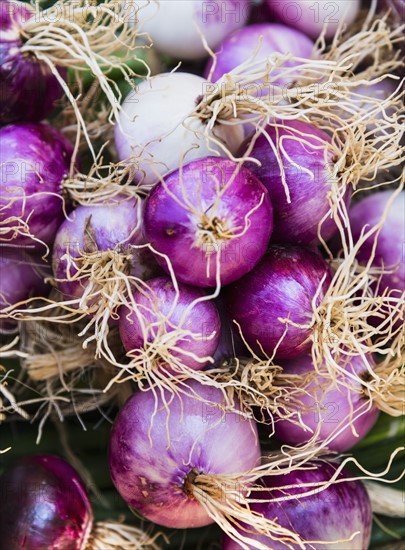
[52,197,155,304]
[225,245,332,358]
[265,0,361,40]
[0,123,73,248]
[143,157,273,288]
[119,275,221,371]
[0,454,92,549]
[346,191,404,295]
[273,354,379,452]
[109,379,260,529]
[205,23,314,86]
[240,119,349,245]
[0,1,65,125]
[223,461,372,549]
[135,0,251,60]
[0,247,50,333]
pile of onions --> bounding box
[1,2,404,549]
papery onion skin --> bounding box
[240,119,348,245]
[0,123,73,248]
[143,157,273,288]
[205,23,314,86]
[52,197,153,303]
[347,191,404,295]
[114,72,244,186]
[222,461,372,550]
[265,0,361,40]
[273,354,379,452]
[0,454,92,550]
[0,247,50,334]
[119,275,221,371]
[134,0,251,60]
[225,246,332,358]
[109,380,260,529]
[0,1,65,125]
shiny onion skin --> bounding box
[222,462,372,549]
[0,247,50,334]
[347,191,404,295]
[0,123,73,248]
[143,157,273,288]
[0,1,65,125]
[273,354,379,452]
[205,23,314,86]
[240,119,347,245]
[119,275,221,371]
[52,197,153,304]
[225,246,332,358]
[109,380,260,529]
[0,455,92,550]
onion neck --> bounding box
[182,468,200,499]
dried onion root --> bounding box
[16,0,151,155]
[16,306,132,431]
[0,336,29,422]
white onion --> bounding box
[114,72,244,185]
[134,0,251,60]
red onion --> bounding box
[0,454,161,549]
[119,275,221,371]
[225,245,332,358]
[109,380,260,530]
[347,190,404,295]
[143,157,273,288]
[222,461,372,549]
[0,123,73,248]
[134,0,251,60]
[266,0,361,40]
[52,196,150,305]
[0,1,65,124]
[205,23,314,86]
[240,119,350,245]
[114,72,244,186]
[0,247,50,334]
[273,354,379,452]
[0,454,92,549]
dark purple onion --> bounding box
[273,354,379,451]
[0,1,65,125]
[119,276,221,371]
[224,245,333,358]
[0,123,73,248]
[240,119,349,245]
[52,197,155,304]
[0,247,50,333]
[0,454,92,550]
[222,461,372,549]
[347,191,404,295]
[143,157,273,288]
[109,379,260,529]
[205,23,314,86]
